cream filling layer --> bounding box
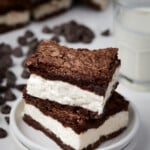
[33,0,72,19]
[24,104,129,150]
[27,68,119,114]
[0,11,30,26]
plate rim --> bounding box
[10,99,140,150]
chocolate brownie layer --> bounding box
[23,114,126,150]
[0,23,29,34]
[25,40,120,96]
[24,91,129,134]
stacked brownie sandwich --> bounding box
[23,40,129,150]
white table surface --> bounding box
[0,3,150,150]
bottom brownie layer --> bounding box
[23,114,126,150]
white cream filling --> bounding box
[24,104,129,150]
[33,0,72,19]
[27,68,119,114]
[92,0,108,10]
[0,11,30,26]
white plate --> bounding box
[10,99,140,150]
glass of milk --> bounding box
[114,0,150,91]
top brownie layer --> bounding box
[25,40,120,95]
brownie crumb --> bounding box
[25,30,34,38]
[42,26,52,34]
[4,116,10,125]
[18,36,28,46]
[50,36,60,43]
[15,84,26,92]
[12,47,23,57]
[21,69,30,79]
[1,105,11,114]
[4,89,16,101]
[101,29,111,36]
[5,70,16,87]
[0,128,7,138]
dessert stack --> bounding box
[23,40,129,150]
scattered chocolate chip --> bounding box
[21,69,30,79]
[4,89,16,101]
[52,20,95,43]
[28,38,39,54]
[4,116,10,124]
[5,70,16,87]
[18,36,27,46]
[1,105,11,114]
[0,43,12,55]
[0,96,5,106]
[0,128,7,138]
[0,86,7,93]
[12,47,23,57]
[15,84,26,91]
[50,36,60,43]
[0,55,13,69]
[101,29,111,36]
[25,30,34,38]
[42,26,52,34]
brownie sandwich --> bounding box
[22,40,129,150]
[0,0,30,33]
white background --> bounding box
[0,2,150,150]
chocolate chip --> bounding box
[4,116,9,124]
[21,69,30,79]
[0,128,7,138]
[52,26,64,35]
[101,29,111,36]
[28,38,39,52]
[0,43,12,55]
[1,105,11,114]
[0,55,13,69]
[42,26,52,34]
[15,84,26,91]
[12,47,23,57]
[18,36,27,46]
[50,36,60,43]
[4,89,16,101]
[25,30,34,38]
[0,96,5,106]
[5,70,16,87]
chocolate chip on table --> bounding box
[52,26,64,35]
[101,29,111,36]
[50,36,60,43]
[1,104,11,114]
[4,116,10,124]
[5,70,16,87]
[28,38,39,52]
[0,96,5,106]
[0,86,7,93]
[24,30,34,38]
[42,26,52,34]
[21,69,30,79]
[12,47,23,57]
[18,36,28,46]
[4,89,16,101]
[15,84,26,91]
[0,43,12,55]
[0,128,7,138]
[0,55,13,69]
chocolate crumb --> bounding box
[1,105,11,114]
[42,26,52,34]
[51,36,60,43]
[12,47,23,57]
[4,116,9,124]
[0,86,7,93]
[0,96,5,106]
[5,70,16,87]
[21,69,30,79]
[15,84,26,92]
[0,128,7,138]
[25,30,34,38]
[4,89,16,101]
[101,29,111,36]
[18,36,28,46]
